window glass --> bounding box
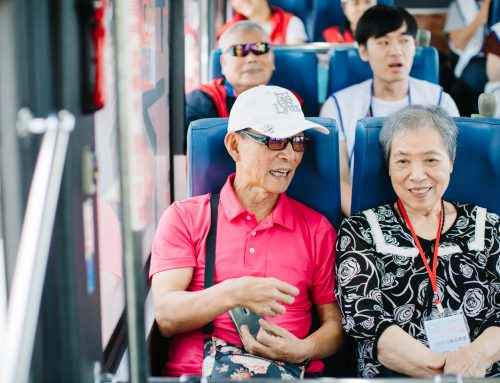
[185,0,202,92]
[94,0,170,348]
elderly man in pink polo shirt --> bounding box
[150,85,343,379]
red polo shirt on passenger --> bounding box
[150,174,337,376]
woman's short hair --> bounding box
[355,5,417,46]
[219,20,270,50]
[380,105,458,165]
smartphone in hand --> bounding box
[228,307,262,340]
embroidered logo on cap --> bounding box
[261,124,274,133]
[273,91,301,115]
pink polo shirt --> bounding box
[150,174,337,376]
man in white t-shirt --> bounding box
[320,5,459,216]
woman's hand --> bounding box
[378,325,446,377]
[440,326,500,377]
[442,347,489,377]
[239,319,312,364]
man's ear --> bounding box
[225,132,240,162]
[358,44,369,62]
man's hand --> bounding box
[239,319,311,364]
[231,276,299,317]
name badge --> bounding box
[423,310,471,354]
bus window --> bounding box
[94,3,124,346]
[95,0,171,349]
[185,0,202,92]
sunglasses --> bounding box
[239,129,311,152]
[224,42,270,57]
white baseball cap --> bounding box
[227,85,329,138]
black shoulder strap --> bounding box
[203,192,219,335]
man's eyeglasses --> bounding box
[239,129,311,152]
[224,42,270,57]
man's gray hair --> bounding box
[219,20,270,51]
[380,105,458,165]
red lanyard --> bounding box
[397,199,444,313]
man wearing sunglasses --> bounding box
[185,21,275,150]
[151,85,343,378]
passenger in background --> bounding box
[483,22,500,117]
[320,5,459,216]
[185,21,275,149]
[335,105,500,378]
[151,85,343,378]
[323,0,377,43]
[218,0,308,44]
[444,0,490,116]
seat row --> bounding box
[268,0,394,42]
[187,116,500,229]
[271,0,500,42]
[209,45,439,116]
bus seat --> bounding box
[310,0,394,42]
[310,0,346,42]
[351,117,500,216]
[269,0,312,40]
[187,117,342,229]
[489,0,500,26]
[326,45,439,96]
[208,48,319,116]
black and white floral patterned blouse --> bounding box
[334,203,500,378]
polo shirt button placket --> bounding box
[249,247,255,254]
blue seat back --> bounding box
[489,0,500,26]
[209,48,319,115]
[310,0,346,42]
[310,0,394,41]
[269,0,312,39]
[327,45,439,95]
[187,117,342,228]
[351,117,500,216]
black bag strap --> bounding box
[203,192,219,335]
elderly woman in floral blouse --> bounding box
[335,105,500,378]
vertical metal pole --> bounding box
[170,0,187,201]
[0,111,74,383]
[113,1,148,382]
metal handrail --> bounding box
[0,109,75,383]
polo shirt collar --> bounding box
[268,193,293,230]
[220,174,247,221]
[219,173,294,231]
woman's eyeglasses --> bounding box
[239,129,311,152]
[224,42,270,57]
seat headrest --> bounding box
[209,48,319,116]
[351,117,500,215]
[327,46,439,96]
[187,117,342,227]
